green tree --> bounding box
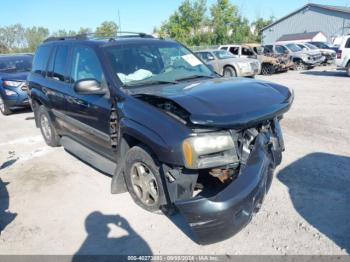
[0,43,9,53]
[51,29,77,37]
[0,24,26,51]
[95,21,118,37]
[251,16,275,42]
[25,26,49,52]
[77,27,93,35]
[210,0,239,44]
[159,0,207,45]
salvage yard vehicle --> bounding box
[264,43,324,71]
[28,33,293,244]
[195,49,260,77]
[296,42,335,65]
[308,41,338,52]
[0,54,32,115]
[335,35,350,77]
[219,44,293,75]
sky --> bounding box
[0,0,350,34]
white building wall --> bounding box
[262,6,350,44]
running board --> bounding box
[60,136,116,175]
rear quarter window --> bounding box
[32,46,52,75]
[345,38,350,48]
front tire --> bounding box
[223,66,237,77]
[0,96,12,115]
[124,146,166,212]
[346,64,350,77]
[38,106,60,147]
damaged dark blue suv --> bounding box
[28,33,293,244]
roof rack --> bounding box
[43,31,154,43]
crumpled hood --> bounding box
[132,77,293,128]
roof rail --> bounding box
[43,31,154,43]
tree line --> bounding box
[156,0,274,46]
[0,21,118,53]
[0,0,274,53]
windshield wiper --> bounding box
[124,79,178,88]
[175,74,215,82]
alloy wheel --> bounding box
[130,162,159,206]
[40,114,52,141]
[0,96,4,112]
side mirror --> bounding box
[284,50,290,54]
[207,55,215,61]
[74,79,106,95]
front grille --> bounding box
[250,62,258,70]
[311,54,322,61]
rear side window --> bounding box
[276,45,287,54]
[196,52,211,61]
[242,47,254,56]
[70,46,106,87]
[229,47,239,55]
[32,46,51,75]
[345,38,350,48]
[47,46,69,82]
[264,45,273,54]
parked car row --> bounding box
[193,41,340,78]
[0,32,295,245]
[219,44,294,75]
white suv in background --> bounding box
[336,35,350,77]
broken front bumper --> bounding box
[175,133,279,245]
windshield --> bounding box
[104,41,213,87]
[0,55,32,73]
[286,44,302,52]
[304,43,318,50]
[212,50,235,59]
[311,42,331,49]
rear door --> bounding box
[63,45,114,160]
[45,45,72,115]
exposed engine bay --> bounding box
[135,93,285,201]
[193,120,283,199]
[135,94,190,125]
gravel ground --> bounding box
[0,66,349,255]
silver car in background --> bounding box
[297,42,336,65]
[195,50,261,78]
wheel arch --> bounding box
[223,64,237,75]
[111,118,169,194]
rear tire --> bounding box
[0,95,12,116]
[294,61,306,71]
[124,145,166,213]
[223,66,237,77]
[38,106,60,147]
[346,64,350,77]
[261,64,275,75]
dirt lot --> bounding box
[0,66,349,255]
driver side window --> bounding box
[275,45,287,54]
[71,46,107,88]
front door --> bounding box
[63,46,114,160]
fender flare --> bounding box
[111,118,169,194]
